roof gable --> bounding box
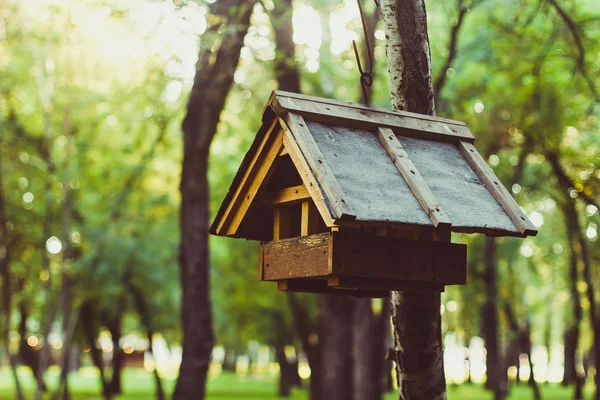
[210,91,538,238]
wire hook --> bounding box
[352,0,378,105]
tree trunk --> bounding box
[174,2,253,398]
[18,300,46,390]
[80,303,111,400]
[275,345,292,397]
[35,104,56,400]
[382,299,394,393]
[523,322,541,400]
[319,294,354,400]
[550,152,589,400]
[124,270,165,400]
[381,1,444,398]
[0,149,24,400]
[353,298,388,400]
[287,293,321,400]
[58,105,74,400]
[106,315,124,395]
[482,237,506,400]
[352,298,377,400]
[221,349,237,372]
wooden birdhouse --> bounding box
[209,91,538,297]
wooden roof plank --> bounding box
[221,130,284,236]
[283,113,356,220]
[269,91,475,143]
[271,90,468,127]
[458,141,538,236]
[214,117,279,235]
[281,122,336,226]
[377,127,452,228]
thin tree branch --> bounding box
[546,151,599,211]
[433,0,484,104]
[547,0,600,103]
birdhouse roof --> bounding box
[210,91,538,239]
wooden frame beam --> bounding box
[216,125,283,236]
[261,185,310,206]
[280,118,336,227]
[277,279,389,298]
[269,91,475,143]
[458,141,537,236]
[327,275,444,293]
[377,127,452,228]
[284,113,355,220]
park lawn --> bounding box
[0,367,595,399]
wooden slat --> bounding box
[270,91,474,143]
[272,90,467,126]
[258,243,265,280]
[277,278,388,298]
[458,141,538,236]
[301,200,323,236]
[377,127,452,228]
[262,233,331,281]
[301,201,310,236]
[281,121,335,226]
[328,276,444,293]
[216,121,281,235]
[273,207,292,240]
[284,113,355,220]
[331,231,466,285]
[261,185,310,206]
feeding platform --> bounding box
[209,91,537,297]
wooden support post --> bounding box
[273,207,292,240]
[301,200,322,236]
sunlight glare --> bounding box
[46,236,62,254]
[292,5,321,48]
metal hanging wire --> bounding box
[352,0,378,105]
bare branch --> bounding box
[547,0,600,103]
[546,151,599,211]
[433,0,484,104]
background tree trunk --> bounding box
[0,142,24,400]
[174,1,254,398]
[319,295,354,400]
[352,298,388,400]
[482,237,506,399]
[381,0,444,398]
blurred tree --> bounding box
[175,0,254,398]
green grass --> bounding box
[0,367,595,399]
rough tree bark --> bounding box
[174,1,254,397]
[380,1,445,398]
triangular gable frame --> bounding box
[210,109,341,238]
[210,91,538,239]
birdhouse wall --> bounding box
[260,231,467,289]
